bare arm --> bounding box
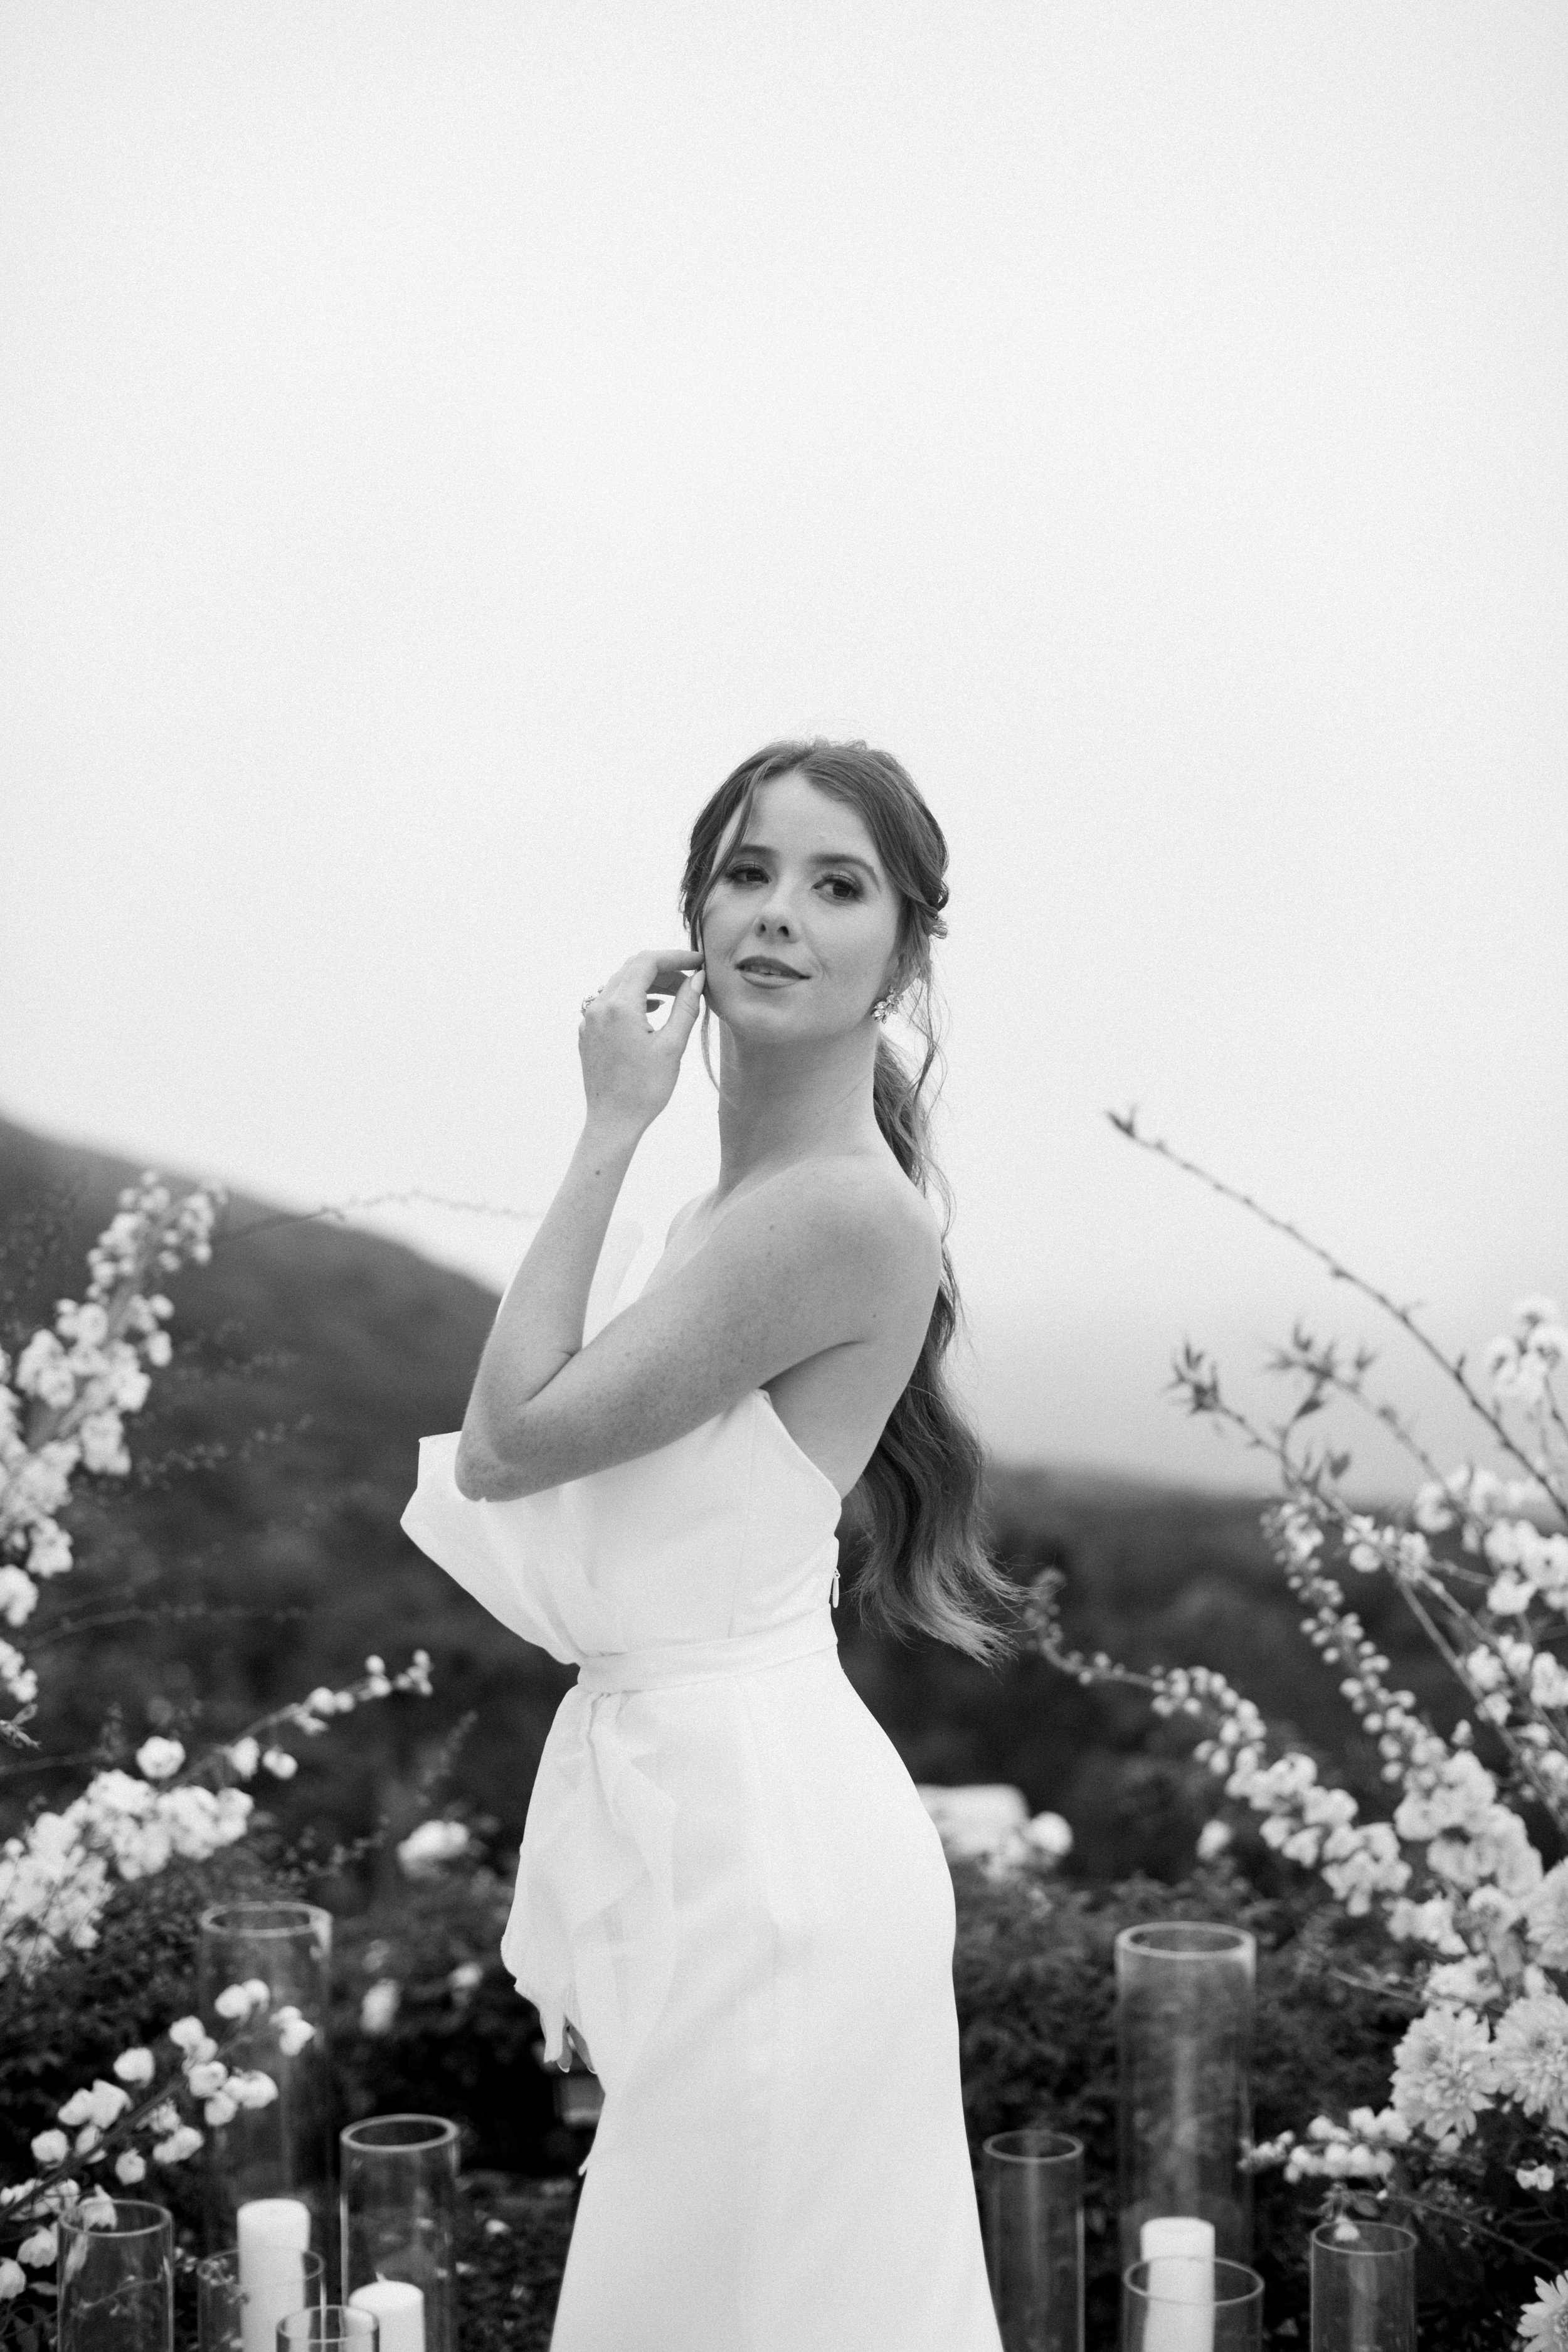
[453,947,702,1491]
[454,1157,935,1500]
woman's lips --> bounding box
[736,965,805,988]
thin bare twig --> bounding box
[1109,1108,1561,1508]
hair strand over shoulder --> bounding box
[680,736,1023,1667]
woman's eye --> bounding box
[720,863,861,900]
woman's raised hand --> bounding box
[578,949,706,1138]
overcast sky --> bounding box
[4,1,1564,1490]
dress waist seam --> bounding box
[575,1604,837,1696]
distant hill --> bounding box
[0,1115,1448,1885]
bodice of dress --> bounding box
[401,1385,843,1671]
[398,1272,846,2084]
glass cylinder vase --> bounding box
[1310,2220,1416,2352]
[197,2245,326,2352]
[278,2311,380,2348]
[1116,1923,1255,2268]
[982,2130,1084,2352]
[198,1902,336,2260]
[57,2198,174,2352]
[1122,2257,1264,2352]
[340,2115,460,2352]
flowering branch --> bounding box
[0,1982,317,2332]
[0,1174,227,1738]
[1077,1120,1568,2333]
[0,1173,440,1983]
[0,1651,433,1984]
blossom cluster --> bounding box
[0,1979,309,2298]
[0,1169,447,2344]
[1036,1259,1568,2334]
[0,1175,223,1714]
[1248,2104,1412,2186]
[1,1653,435,1978]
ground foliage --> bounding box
[1,1780,1547,2345]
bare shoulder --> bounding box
[453,1151,941,1499]
[732,1152,941,1300]
[662,1191,712,1250]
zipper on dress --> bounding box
[830,1566,840,1609]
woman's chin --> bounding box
[715,996,861,1048]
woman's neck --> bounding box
[712,1019,884,1201]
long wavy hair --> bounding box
[679,738,1022,1666]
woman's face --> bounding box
[699,771,903,1042]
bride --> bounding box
[402,737,1019,2350]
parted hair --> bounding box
[679,737,1022,1666]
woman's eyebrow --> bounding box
[733,839,883,882]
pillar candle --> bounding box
[236,2198,312,2352]
[349,2278,426,2352]
[1138,2217,1215,2352]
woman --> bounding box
[401,738,1019,2351]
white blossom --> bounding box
[57,2081,129,2132]
[273,2006,316,2057]
[1390,2006,1497,2141]
[359,1979,401,2036]
[1524,1863,1568,1968]
[396,1819,472,1880]
[1492,1994,1568,2128]
[0,1640,38,1706]
[0,1567,39,1626]
[1518,2270,1568,2347]
[134,1737,185,1783]
[1424,1954,1500,2010]
[225,2071,280,2111]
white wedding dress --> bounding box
[400,1249,1002,2352]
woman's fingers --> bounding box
[577,953,703,1135]
[588,948,703,1024]
[601,948,702,1006]
[659,963,706,1053]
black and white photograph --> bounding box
[1,6,1565,2346]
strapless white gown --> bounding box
[400,1270,1002,2351]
